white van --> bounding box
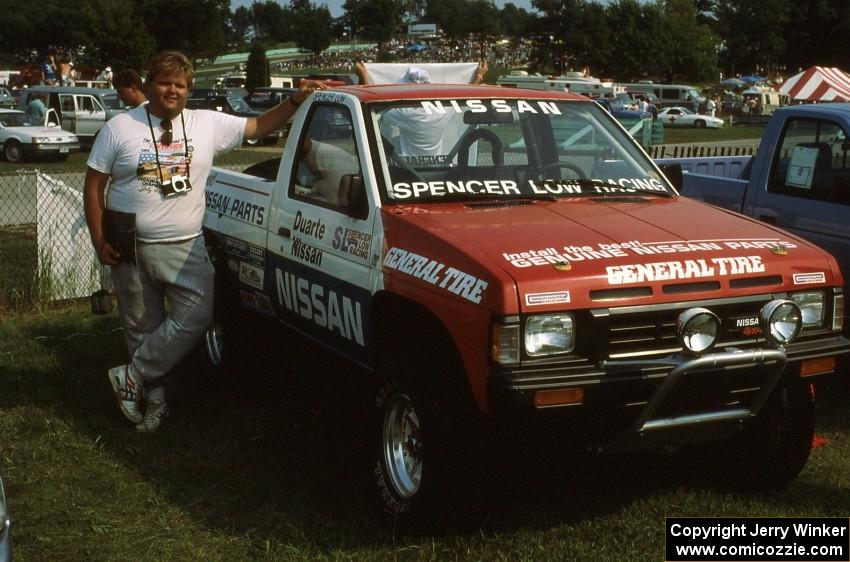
[497,71,622,97]
[17,86,126,141]
[741,89,788,115]
[621,83,705,112]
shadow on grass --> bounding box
[6,310,850,549]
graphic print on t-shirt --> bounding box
[135,137,194,194]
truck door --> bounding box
[266,98,377,363]
[755,117,850,278]
[74,94,106,137]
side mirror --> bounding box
[658,162,684,191]
[340,174,368,219]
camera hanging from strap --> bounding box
[145,106,192,197]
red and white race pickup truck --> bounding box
[200,84,849,518]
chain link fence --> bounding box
[0,154,274,312]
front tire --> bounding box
[370,321,480,523]
[694,120,706,128]
[739,375,815,488]
[374,380,429,516]
[4,140,23,163]
[706,375,815,490]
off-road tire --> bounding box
[370,321,480,524]
[738,375,815,488]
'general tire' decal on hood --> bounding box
[606,256,764,285]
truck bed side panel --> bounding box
[656,155,752,179]
[677,174,749,212]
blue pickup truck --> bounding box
[657,104,850,308]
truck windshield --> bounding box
[369,98,671,203]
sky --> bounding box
[230,0,536,18]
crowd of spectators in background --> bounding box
[274,38,531,73]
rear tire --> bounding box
[198,260,243,377]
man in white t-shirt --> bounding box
[84,50,324,433]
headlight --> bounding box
[525,314,575,357]
[789,291,824,327]
[31,136,50,144]
[760,299,802,345]
[677,307,720,353]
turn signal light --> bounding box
[800,356,836,377]
[534,387,584,408]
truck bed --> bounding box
[655,155,752,212]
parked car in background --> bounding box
[0,108,81,162]
[215,74,246,89]
[185,95,283,145]
[243,87,297,111]
[1,469,10,562]
[16,86,126,143]
[626,91,659,118]
[190,87,249,100]
[657,106,724,128]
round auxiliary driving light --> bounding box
[677,307,721,354]
[759,299,802,345]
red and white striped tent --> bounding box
[779,66,850,102]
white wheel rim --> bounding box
[382,393,423,499]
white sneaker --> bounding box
[108,364,144,425]
[136,400,169,433]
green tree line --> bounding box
[1,0,849,82]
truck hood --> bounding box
[384,195,838,313]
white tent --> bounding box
[779,66,850,102]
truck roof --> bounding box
[329,83,590,103]
[776,102,850,118]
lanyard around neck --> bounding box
[145,107,190,185]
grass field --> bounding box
[1,304,849,561]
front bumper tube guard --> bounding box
[599,347,788,453]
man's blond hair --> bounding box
[145,51,194,88]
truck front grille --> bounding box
[603,296,772,359]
